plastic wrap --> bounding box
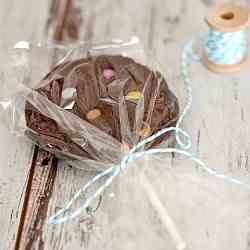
[0,37,249,250]
[0,37,179,171]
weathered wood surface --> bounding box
[1,0,250,249]
[13,1,82,250]
[0,1,49,250]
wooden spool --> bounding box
[203,4,249,73]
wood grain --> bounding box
[41,0,250,249]
[14,150,58,250]
[0,1,49,249]
[14,0,81,249]
[1,0,250,249]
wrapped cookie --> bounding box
[0,38,248,250]
[23,52,179,163]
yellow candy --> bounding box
[125,91,143,100]
[86,109,101,120]
[137,126,151,137]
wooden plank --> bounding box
[0,1,49,249]
[141,0,250,249]
[13,1,83,249]
[2,0,249,249]
[40,0,155,248]
[41,0,250,249]
[41,0,186,249]
[14,150,58,250]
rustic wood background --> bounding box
[1,0,250,249]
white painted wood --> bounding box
[0,1,49,249]
[42,0,250,249]
[2,0,250,249]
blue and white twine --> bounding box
[205,28,247,65]
[48,33,249,224]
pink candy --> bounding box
[103,69,115,79]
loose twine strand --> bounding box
[48,30,250,224]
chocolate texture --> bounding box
[25,55,179,161]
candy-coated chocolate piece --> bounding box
[86,109,102,120]
[125,90,143,100]
[103,69,115,79]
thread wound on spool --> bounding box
[203,5,249,73]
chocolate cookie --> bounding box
[25,55,179,162]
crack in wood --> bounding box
[14,0,82,249]
[195,129,201,170]
[233,80,239,101]
[15,146,38,250]
[245,151,249,172]
[196,129,201,154]
[200,0,213,7]
[47,0,82,41]
[148,4,156,50]
[241,107,245,122]
[84,12,95,42]
[24,156,58,250]
[163,2,187,46]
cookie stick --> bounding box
[141,164,187,250]
[136,126,186,250]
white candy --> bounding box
[62,88,76,100]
